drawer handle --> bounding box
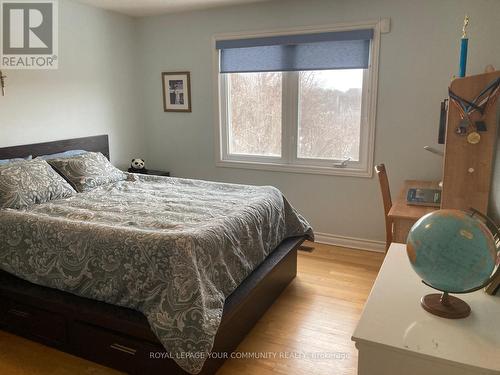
[110,343,137,356]
[8,309,30,318]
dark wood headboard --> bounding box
[0,135,110,160]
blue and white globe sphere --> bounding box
[407,209,497,293]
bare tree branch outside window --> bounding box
[227,69,362,161]
[229,72,282,156]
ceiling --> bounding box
[77,0,277,17]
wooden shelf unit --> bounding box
[441,70,500,213]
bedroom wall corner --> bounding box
[0,0,142,169]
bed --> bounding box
[0,135,312,375]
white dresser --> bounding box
[352,243,500,375]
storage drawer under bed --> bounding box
[70,321,174,375]
[0,298,67,345]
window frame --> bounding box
[213,21,382,178]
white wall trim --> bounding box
[314,232,386,253]
[215,159,373,177]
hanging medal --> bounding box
[449,77,500,144]
[466,131,480,144]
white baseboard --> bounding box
[313,232,386,253]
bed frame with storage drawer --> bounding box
[0,135,305,375]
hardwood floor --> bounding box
[0,242,384,375]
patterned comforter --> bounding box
[0,174,313,373]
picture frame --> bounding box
[162,71,192,112]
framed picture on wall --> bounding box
[162,71,192,112]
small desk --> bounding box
[352,243,500,375]
[388,180,440,243]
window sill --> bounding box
[216,159,372,178]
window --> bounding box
[297,69,363,161]
[228,72,282,157]
[215,24,380,177]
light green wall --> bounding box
[136,0,500,242]
[0,0,142,169]
[3,0,500,243]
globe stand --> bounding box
[421,292,471,319]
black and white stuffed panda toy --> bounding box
[129,158,147,173]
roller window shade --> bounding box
[216,29,373,73]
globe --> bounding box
[407,209,497,293]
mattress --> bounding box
[0,174,313,373]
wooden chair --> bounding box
[375,164,392,252]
